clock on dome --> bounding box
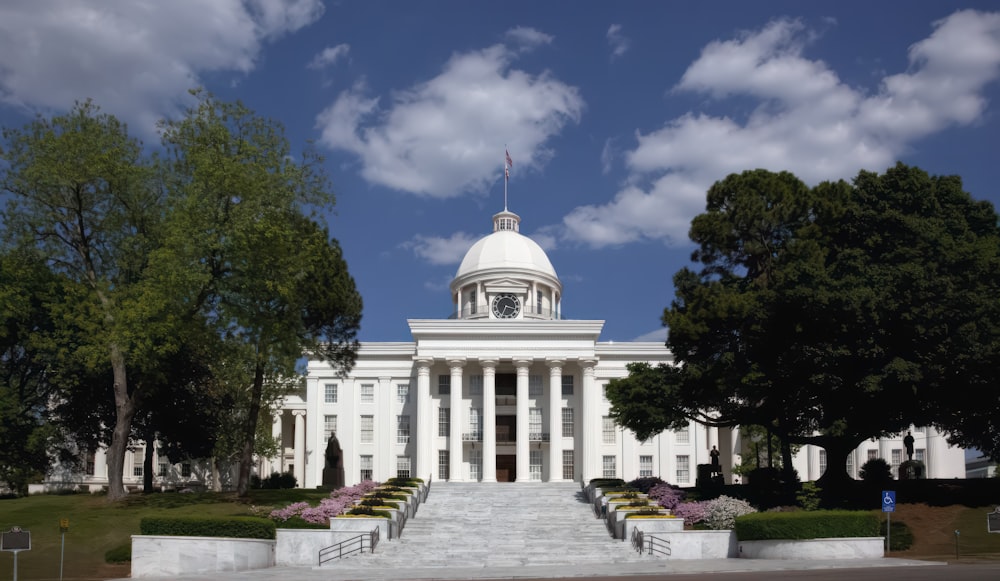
[491,293,521,319]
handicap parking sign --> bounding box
[882,490,896,513]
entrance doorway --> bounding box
[496,455,516,482]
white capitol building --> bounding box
[266,208,966,489]
[37,207,966,492]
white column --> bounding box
[304,377,321,488]
[515,359,531,482]
[448,359,465,481]
[482,359,497,482]
[415,359,432,481]
[292,410,306,488]
[580,360,598,482]
[378,376,392,480]
[927,427,951,478]
[547,359,564,481]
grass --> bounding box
[0,488,330,580]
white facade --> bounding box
[267,209,968,488]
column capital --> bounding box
[546,358,565,369]
[580,359,597,375]
[291,409,307,417]
[447,357,467,369]
[479,358,498,370]
[514,358,533,370]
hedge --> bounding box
[734,510,880,541]
[139,516,276,539]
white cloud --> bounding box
[0,0,324,132]
[505,26,554,52]
[561,10,1000,247]
[308,44,350,69]
[402,232,480,266]
[632,327,667,343]
[315,27,584,198]
[606,24,630,60]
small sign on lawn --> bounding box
[988,507,1000,534]
[1,527,30,551]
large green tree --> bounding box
[607,164,1000,488]
[159,93,362,496]
[0,102,173,500]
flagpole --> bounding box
[503,148,508,211]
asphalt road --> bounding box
[519,563,1000,581]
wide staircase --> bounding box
[327,482,646,570]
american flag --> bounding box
[505,149,513,168]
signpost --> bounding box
[1,526,31,581]
[988,507,1000,534]
[882,490,896,552]
[60,518,70,581]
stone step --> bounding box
[324,482,645,569]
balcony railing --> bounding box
[448,306,563,320]
[529,432,550,442]
[462,432,483,441]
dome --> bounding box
[454,211,557,281]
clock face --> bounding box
[491,293,521,319]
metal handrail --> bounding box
[318,527,380,565]
[631,527,671,556]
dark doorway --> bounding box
[496,415,516,443]
[496,455,516,482]
[496,373,516,396]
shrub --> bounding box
[859,458,893,483]
[882,519,914,550]
[734,510,879,541]
[672,501,710,526]
[270,480,381,524]
[898,460,925,480]
[255,471,298,490]
[796,482,822,511]
[703,495,757,530]
[648,483,686,510]
[139,517,275,539]
[104,541,131,563]
[627,477,666,494]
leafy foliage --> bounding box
[859,458,893,483]
[703,495,758,530]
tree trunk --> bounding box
[815,437,861,492]
[105,345,139,501]
[237,358,265,497]
[211,456,221,492]
[143,431,155,493]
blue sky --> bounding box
[2,1,999,343]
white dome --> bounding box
[456,230,557,280]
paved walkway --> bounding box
[115,482,944,580]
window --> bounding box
[562,407,574,438]
[676,455,690,483]
[360,455,373,481]
[674,423,690,443]
[529,374,543,397]
[639,455,653,478]
[468,407,482,438]
[469,374,483,396]
[397,383,410,404]
[602,416,616,444]
[530,450,543,481]
[438,450,450,480]
[396,456,411,479]
[819,450,827,477]
[470,450,482,480]
[361,415,374,443]
[561,375,574,396]
[324,415,337,442]
[891,449,902,477]
[867,449,878,461]
[159,462,169,478]
[360,383,374,403]
[85,451,96,476]
[438,375,450,395]
[438,407,450,437]
[397,415,410,444]
[133,447,144,477]
[563,450,575,480]
[324,383,338,403]
[182,462,191,478]
[846,453,855,478]
[536,289,543,314]
[469,289,477,315]
[529,408,543,438]
[602,455,617,479]
[915,448,925,462]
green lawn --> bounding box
[0,489,329,580]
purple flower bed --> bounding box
[270,480,382,525]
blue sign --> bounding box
[882,490,896,513]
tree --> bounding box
[607,164,1000,489]
[0,102,172,500]
[159,92,362,496]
